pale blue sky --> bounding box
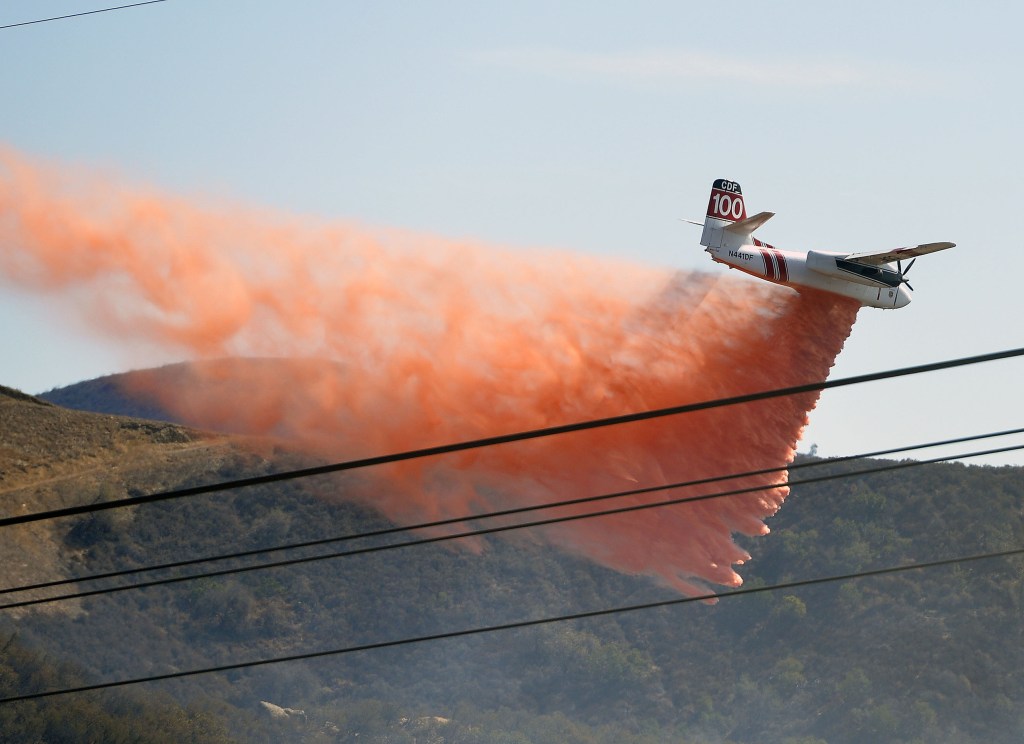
[2,1,1023,464]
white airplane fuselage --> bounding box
[703,242,912,309]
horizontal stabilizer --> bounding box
[723,211,775,236]
[845,241,955,266]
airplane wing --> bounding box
[844,241,955,266]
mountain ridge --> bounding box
[3,366,1023,743]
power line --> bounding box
[0,1,169,30]
[8,425,1020,601]
[5,439,1022,612]
[3,544,1022,705]
[4,345,1023,529]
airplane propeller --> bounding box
[897,258,917,291]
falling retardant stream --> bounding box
[0,148,860,595]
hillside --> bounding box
[3,375,1024,742]
[0,385,233,614]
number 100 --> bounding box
[711,193,744,220]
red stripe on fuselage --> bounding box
[772,248,788,283]
[753,239,787,283]
[758,248,778,280]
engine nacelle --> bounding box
[806,250,901,289]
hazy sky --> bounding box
[2,1,1023,465]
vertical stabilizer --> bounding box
[700,179,746,249]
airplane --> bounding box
[692,179,954,308]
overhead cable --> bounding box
[3,544,1022,705]
[6,424,1021,601]
[4,346,1023,529]
[4,439,1022,612]
[0,1,169,30]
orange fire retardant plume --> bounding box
[0,148,859,595]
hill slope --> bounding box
[4,376,1024,743]
[0,385,231,614]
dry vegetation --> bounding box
[4,379,1024,743]
[0,385,233,613]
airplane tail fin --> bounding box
[700,179,745,249]
[706,179,747,223]
[699,179,773,250]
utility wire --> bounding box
[4,345,1023,529]
[0,1,168,30]
[4,425,1023,601]
[4,440,1022,612]
[3,544,1022,705]
[6,425,1020,601]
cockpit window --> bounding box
[835,259,901,287]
